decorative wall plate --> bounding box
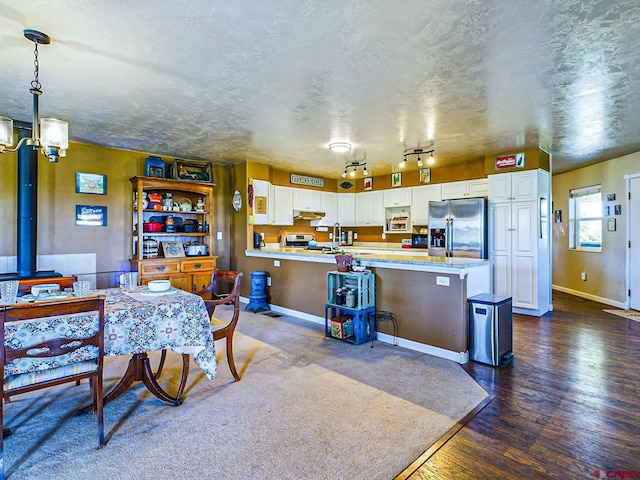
[232,190,242,212]
[339,181,354,190]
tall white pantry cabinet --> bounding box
[488,169,551,316]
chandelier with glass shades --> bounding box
[0,29,68,162]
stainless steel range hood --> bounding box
[293,210,325,220]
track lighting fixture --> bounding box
[341,161,367,178]
[402,146,435,168]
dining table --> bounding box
[85,286,216,409]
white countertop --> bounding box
[246,246,491,275]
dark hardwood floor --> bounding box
[403,291,640,479]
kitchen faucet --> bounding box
[332,222,341,252]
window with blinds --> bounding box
[569,185,602,251]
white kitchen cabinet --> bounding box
[488,169,538,202]
[310,192,338,227]
[337,193,356,226]
[292,188,321,212]
[441,178,488,200]
[488,169,550,316]
[272,185,294,225]
[411,184,441,226]
[355,190,384,226]
[383,187,412,207]
[252,179,272,225]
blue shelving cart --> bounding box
[324,270,376,345]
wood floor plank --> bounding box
[402,291,640,479]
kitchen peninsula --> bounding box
[246,247,491,363]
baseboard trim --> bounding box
[552,285,626,309]
[242,298,469,363]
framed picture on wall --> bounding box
[363,177,373,191]
[75,172,107,195]
[419,168,431,184]
[75,205,107,226]
[391,172,401,187]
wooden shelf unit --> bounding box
[129,176,217,292]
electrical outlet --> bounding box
[381,232,386,240]
[329,233,333,240]
[216,231,222,240]
[274,260,280,267]
[436,276,450,286]
[354,232,358,240]
[267,277,272,287]
[581,272,587,281]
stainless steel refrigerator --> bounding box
[428,198,487,258]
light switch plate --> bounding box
[436,276,450,286]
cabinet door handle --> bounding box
[193,263,202,269]
[156,265,166,271]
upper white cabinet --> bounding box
[441,178,488,200]
[383,187,412,207]
[337,193,356,226]
[355,191,384,226]
[292,188,322,212]
[252,179,272,225]
[488,170,538,202]
[310,192,338,227]
[411,184,441,226]
[272,185,294,225]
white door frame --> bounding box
[625,173,640,310]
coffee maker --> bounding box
[253,232,265,249]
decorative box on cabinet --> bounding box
[129,176,217,293]
[324,271,376,345]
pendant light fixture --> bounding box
[0,30,68,162]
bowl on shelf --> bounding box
[352,265,366,272]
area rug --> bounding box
[604,309,640,322]
[3,307,488,480]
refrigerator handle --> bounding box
[447,217,453,257]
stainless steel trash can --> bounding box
[468,294,514,366]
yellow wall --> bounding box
[552,151,637,305]
[1,141,233,276]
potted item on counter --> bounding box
[352,257,366,272]
[334,252,352,272]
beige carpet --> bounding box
[3,306,488,480]
[604,309,640,322]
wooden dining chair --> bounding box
[156,270,244,381]
[0,296,106,478]
[17,275,78,294]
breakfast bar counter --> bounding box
[244,247,492,363]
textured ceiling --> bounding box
[2,1,640,179]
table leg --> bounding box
[78,352,190,415]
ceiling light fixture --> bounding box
[0,30,68,163]
[403,146,435,169]
[329,142,352,153]
[341,161,368,178]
